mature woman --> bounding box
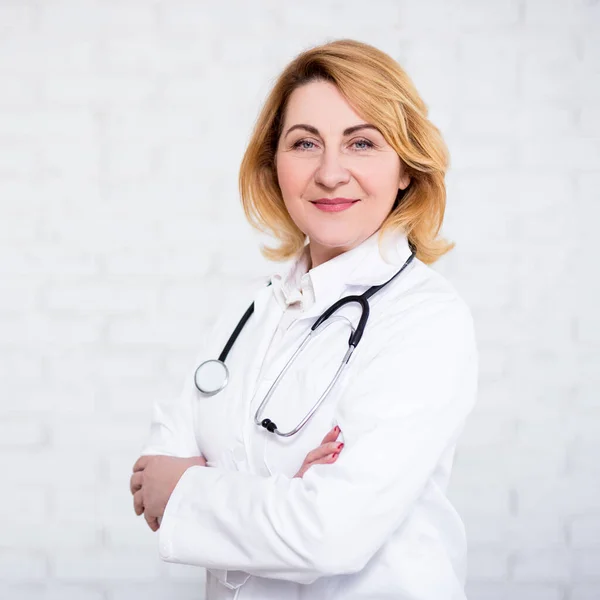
[130,39,478,600]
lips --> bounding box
[310,197,360,213]
[312,197,359,205]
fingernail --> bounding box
[337,443,344,450]
[332,452,339,460]
[334,426,340,433]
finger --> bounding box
[320,425,341,445]
[311,452,340,467]
[133,455,150,473]
[304,440,344,464]
[133,489,144,516]
[295,452,339,478]
[130,471,143,495]
[144,512,160,532]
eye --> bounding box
[292,139,318,151]
[351,138,375,150]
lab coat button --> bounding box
[232,444,245,462]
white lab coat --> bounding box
[140,229,479,600]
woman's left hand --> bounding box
[130,454,207,531]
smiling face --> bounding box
[275,80,411,268]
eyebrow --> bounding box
[283,123,381,139]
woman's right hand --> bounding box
[293,425,344,478]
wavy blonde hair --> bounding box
[238,38,454,265]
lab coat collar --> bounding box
[270,228,414,312]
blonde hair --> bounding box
[238,38,454,264]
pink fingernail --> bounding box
[337,443,344,450]
[332,452,339,460]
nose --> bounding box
[313,148,351,189]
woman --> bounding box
[130,39,478,600]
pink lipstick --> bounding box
[311,197,360,213]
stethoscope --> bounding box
[194,243,416,437]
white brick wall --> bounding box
[0,1,598,598]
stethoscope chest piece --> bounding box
[194,359,229,396]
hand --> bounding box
[293,425,344,478]
[130,454,207,531]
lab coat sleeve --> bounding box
[157,296,478,584]
[138,353,202,457]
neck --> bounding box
[308,240,353,270]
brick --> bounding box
[102,34,214,74]
[458,413,517,448]
[0,379,96,417]
[519,137,600,170]
[0,486,48,525]
[52,550,163,581]
[513,550,571,582]
[0,584,104,600]
[581,107,600,135]
[569,440,600,475]
[0,451,98,486]
[0,420,45,447]
[0,142,36,178]
[0,77,38,108]
[570,516,600,549]
[467,548,509,581]
[0,521,100,551]
[39,0,158,36]
[524,0,600,27]
[0,313,102,346]
[457,107,575,138]
[103,513,156,549]
[49,418,148,453]
[518,477,600,517]
[43,74,156,108]
[571,585,600,600]
[0,3,34,36]
[450,140,515,170]
[0,109,96,139]
[43,281,160,314]
[0,278,39,310]
[108,582,204,600]
[0,551,47,581]
[465,582,563,600]
[447,471,511,516]
[575,551,600,581]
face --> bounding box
[275,80,410,268]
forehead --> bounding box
[282,80,367,130]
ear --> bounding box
[398,172,411,191]
[398,160,411,190]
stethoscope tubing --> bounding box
[194,243,417,437]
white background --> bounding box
[1,1,599,599]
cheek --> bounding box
[276,155,311,231]
[358,157,401,200]
[276,154,308,197]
